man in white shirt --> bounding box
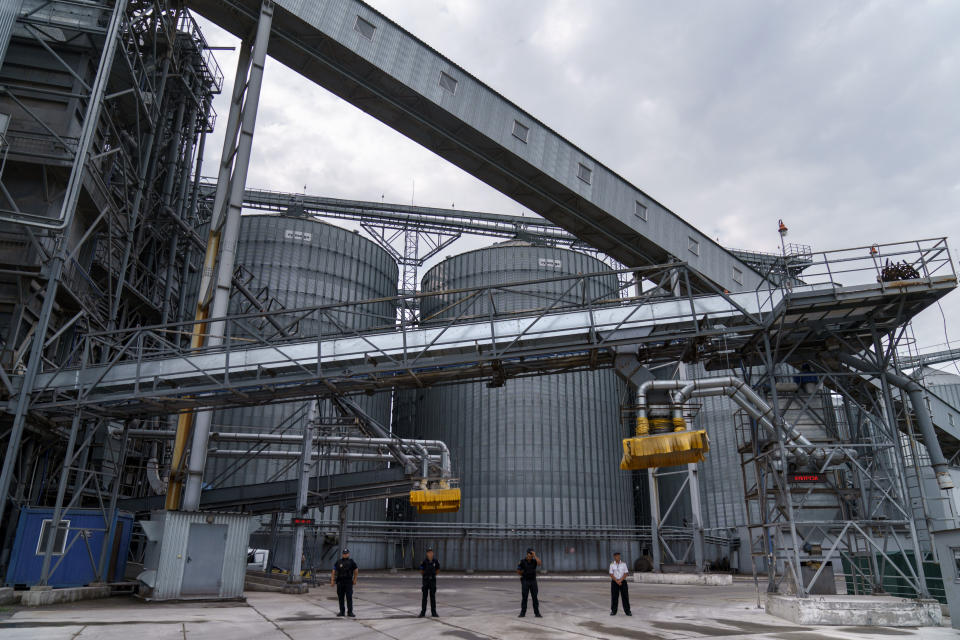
[608,552,631,616]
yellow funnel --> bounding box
[619,430,710,470]
[409,487,461,513]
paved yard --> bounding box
[0,575,956,639]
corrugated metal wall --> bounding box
[196,215,398,568]
[151,510,255,600]
[0,0,21,69]
[397,243,636,571]
[922,366,960,409]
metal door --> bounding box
[181,523,227,596]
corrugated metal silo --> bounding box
[397,242,636,571]
[197,215,397,568]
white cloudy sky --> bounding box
[194,0,960,358]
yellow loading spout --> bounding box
[619,430,710,470]
[410,487,462,513]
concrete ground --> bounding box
[0,575,957,639]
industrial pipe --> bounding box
[636,376,854,466]
[206,450,443,463]
[124,429,452,477]
[837,352,953,489]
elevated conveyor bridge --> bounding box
[186,0,766,295]
[15,240,956,421]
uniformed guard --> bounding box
[330,548,358,617]
[516,547,542,617]
[609,551,632,616]
[418,547,440,617]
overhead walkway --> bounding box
[17,242,956,419]
[186,0,765,294]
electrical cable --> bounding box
[935,300,960,378]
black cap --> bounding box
[342,548,350,554]
[426,546,434,552]
[526,547,535,553]
[613,551,621,556]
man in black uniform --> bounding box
[418,547,440,617]
[330,548,358,617]
[516,547,542,617]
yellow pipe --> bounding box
[164,230,221,510]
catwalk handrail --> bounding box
[13,240,955,414]
[23,263,778,395]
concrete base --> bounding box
[281,583,309,594]
[766,594,943,627]
[633,572,733,586]
[0,586,17,605]
[18,585,111,607]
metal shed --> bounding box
[4,507,134,588]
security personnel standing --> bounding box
[418,547,440,617]
[516,547,542,617]
[609,551,631,616]
[330,548,358,617]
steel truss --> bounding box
[0,0,222,577]
[733,309,958,600]
[196,182,817,307]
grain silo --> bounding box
[395,242,636,571]
[197,214,398,568]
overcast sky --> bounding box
[195,0,960,358]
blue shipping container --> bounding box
[4,507,134,587]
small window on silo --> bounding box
[688,237,700,256]
[577,163,592,184]
[512,120,529,143]
[354,16,376,40]
[634,200,647,222]
[439,71,458,94]
[36,519,70,556]
[732,267,743,285]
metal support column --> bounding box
[288,400,317,584]
[687,462,706,572]
[338,503,349,552]
[171,0,274,511]
[647,468,662,572]
[164,36,253,510]
[97,423,131,582]
[762,332,805,595]
[38,411,82,586]
[872,328,930,598]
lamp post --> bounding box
[778,219,789,288]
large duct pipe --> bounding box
[637,376,854,466]
[836,352,953,490]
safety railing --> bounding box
[778,237,954,292]
[31,262,773,381]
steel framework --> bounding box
[0,0,956,606]
[0,0,222,576]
